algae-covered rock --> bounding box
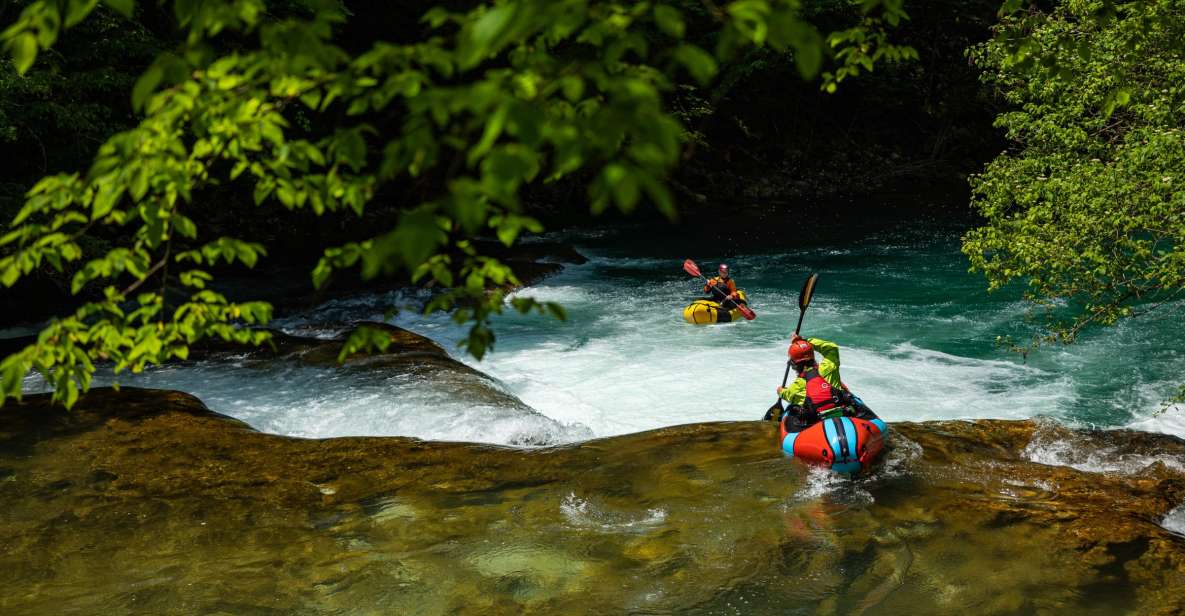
[1,391,1184,615]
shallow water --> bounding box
[21,220,1185,447]
[3,393,1183,616]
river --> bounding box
[32,218,1183,448]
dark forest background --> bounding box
[0,0,1003,326]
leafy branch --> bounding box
[1,0,916,407]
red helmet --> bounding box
[788,338,814,365]
[718,263,730,278]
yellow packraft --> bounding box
[682,290,748,324]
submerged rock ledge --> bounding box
[2,388,1184,615]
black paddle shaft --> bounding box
[765,357,794,421]
[766,273,818,420]
[771,309,806,414]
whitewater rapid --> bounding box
[18,224,1185,447]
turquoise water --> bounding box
[273,218,1185,440]
[27,217,1185,444]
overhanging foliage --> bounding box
[0,0,915,407]
[964,0,1185,357]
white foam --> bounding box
[1022,426,1185,475]
[560,492,667,532]
[1125,403,1185,437]
[266,243,1087,439]
[24,360,592,447]
[1163,504,1185,537]
[839,343,1074,423]
[19,237,1185,448]
[873,434,924,479]
[789,466,875,507]
[448,334,1073,439]
[506,284,593,304]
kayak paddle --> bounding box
[682,259,756,320]
[764,272,819,421]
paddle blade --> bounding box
[683,259,702,278]
[765,399,783,421]
[798,273,819,311]
[738,304,757,320]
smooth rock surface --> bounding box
[2,388,1184,615]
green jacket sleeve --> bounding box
[808,337,840,368]
[779,378,806,405]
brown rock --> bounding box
[1,395,1184,614]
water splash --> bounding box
[1163,504,1185,538]
[1022,422,1185,475]
[560,492,668,532]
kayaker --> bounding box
[776,335,878,430]
[703,263,744,306]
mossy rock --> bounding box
[1,391,1184,614]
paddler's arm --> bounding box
[778,379,805,405]
[808,337,840,367]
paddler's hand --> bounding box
[776,386,786,395]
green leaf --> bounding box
[673,45,718,84]
[172,214,197,239]
[392,208,447,268]
[9,33,38,75]
[461,4,515,68]
[103,0,135,18]
[334,129,368,170]
[468,103,508,165]
[132,64,163,112]
[337,324,393,362]
[66,0,101,27]
[786,22,824,78]
[560,76,584,102]
[0,351,30,404]
[1,261,20,287]
[599,164,639,213]
[62,378,80,408]
[482,146,539,187]
[654,5,685,38]
[1102,87,1131,118]
[421,7,451,28]
[311,258,334,289]
[997,0,1024,17]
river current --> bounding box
[22,219,1185,446]
[9,219,1185,616]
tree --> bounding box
[0,3,163,208]
[0,0,915,407]
[963,0,1185,400]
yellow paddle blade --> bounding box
[798,273,819,311]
